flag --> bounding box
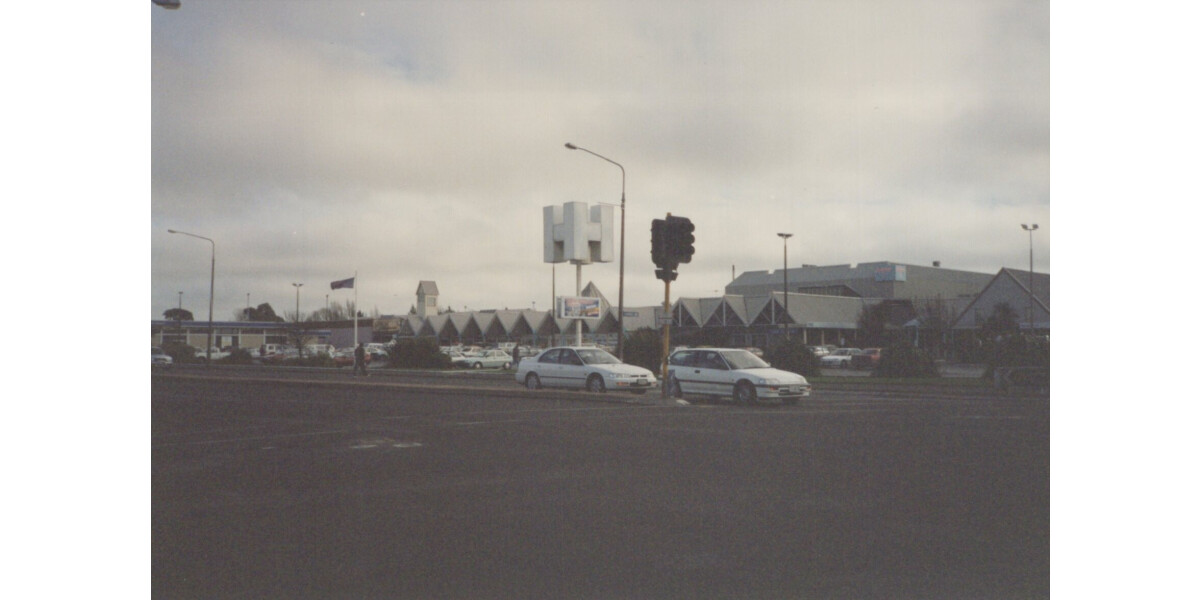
[330,277,355,290]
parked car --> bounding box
[667,347,811,405]
[193,346,231,361]
[454,348,513,369]
[152,347,173,369]
[820,348,862,368]
[850,347,882,369]
[332,348,357,368]
[807,345,831,358]
[516,346,658,394]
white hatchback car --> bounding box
[667,348,812,405]
[516,346,658,394]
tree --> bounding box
[164,308,194,321]
[240,303,285,322]
[857,302,891,347]
[981,302,1020,341]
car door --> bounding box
[692,350,733,396]
[558,348,588,388]
[668,350,702,394]
[533,348,563,386]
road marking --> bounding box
[159,429,350,447]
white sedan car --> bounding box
[820,348,862,369]
[667,347,812,405]
[516,346,658,394]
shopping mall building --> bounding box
[152,261,1049,355]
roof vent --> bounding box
[933,261,941,267]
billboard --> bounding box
[557,296,602,320]
[874,264,907,282]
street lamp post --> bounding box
[168,229,215,362]
[778,233,792,340]
[565,142,627,359]
[1021,224,1039,329]
[293,283,304,357]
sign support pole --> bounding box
[575,261,583,346]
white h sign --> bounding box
[543,201,613,264]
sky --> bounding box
[150,0,1050,321]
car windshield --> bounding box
[720,349,770,370]
[576,348,621,365]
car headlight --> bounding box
[756,378,781,385]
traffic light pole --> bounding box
[661,277,671,399]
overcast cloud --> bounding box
[151,0,1049,321]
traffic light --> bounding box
[651,218,669,269]
[666,215,695,264]
[652,215,695,281]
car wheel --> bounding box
[525,373,542,390]
[473,362,482,369]
[587,375,607,393]
[734,381,758,405]
[503,362,512,370]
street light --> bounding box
[778,233,793,340]
[1021,224,1039,329]
[293,283,304,357]
[565,142,627,359]
[168,229,215,362]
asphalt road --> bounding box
[152,371,1049,599]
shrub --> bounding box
[388,338,453,369]
[162,341,203,364]
[764,337,822,378]
[873,342,939,378]
[220,348,256,365]
[983,333,1049,379]
[622,328,663,374]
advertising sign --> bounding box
[557,296,602,320]
[874,264,908,282]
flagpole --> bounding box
[353,270,359,347]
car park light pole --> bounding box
[168,229,215,362]
[778,233,792,340]
[1021,223,1039,329]
[293,283,304,357]
[565,142,627,359]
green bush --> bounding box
[220,348,256,365]
[162,341,204,364]
[622,328,663,374]
[387,338,453,369]
[873,342,939,378]
[983,333,1049,379]
[764,337,822,378]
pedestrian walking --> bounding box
[354,342,369,377]
[511,344,521,369]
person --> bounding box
[354,342,368,377]
[511,344,521,368]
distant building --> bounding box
[726,261,994,304]
[953,268,1050,332]
[416,280,439,318]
